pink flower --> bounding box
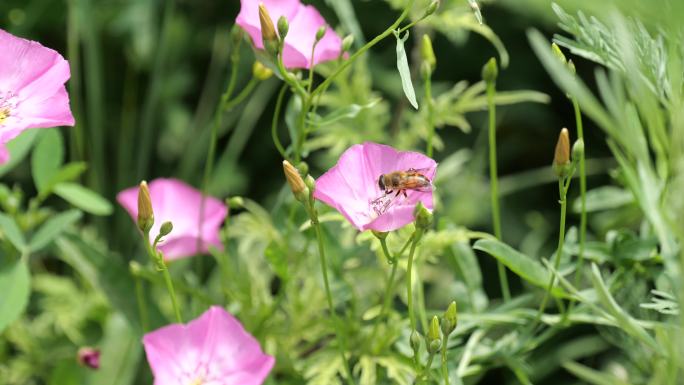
[236,0,343,69]
[77,347,100,370]
[314,142,437,232]
[143,306,275,385]
[0,29,74,164]
[117,178,228,261]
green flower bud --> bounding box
[567,59,576,75]
[342,35,354,52]
[315,26,327,42]
[424,0,440,17]
[441,301,458,336]
[137,181,154,234]
[228,196,244,209]
[410,330,422,354]
[551,42,567,64]
[159,221,173,237]
[304,175,316,192]
[296,162,309,176]
[277,16,289,39]
[421,35,436,72]
[252,61,273,81]
[572,138,584,160]
[429,339,442,354]
[414,201,433,230]
[428,315,441,343]
[553,128,572,177]
[481,57,498,84]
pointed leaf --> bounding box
[54,183,113,216]
[32,128,65,192]
[0,258,31,332]
[0,212,27,252]
[394,30,418,109]
[0,128,42,178]
[29,210,83,252]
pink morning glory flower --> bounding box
[0,29,75,164]
[236,0,343,69]
[314,142,437,232]
[117,178,228,261]
[143,306,275,385]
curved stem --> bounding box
[144,233,182,323]
[311,0,416,99]
[486,81,510,301]
[271,84,289,160]
[223,78,259,111]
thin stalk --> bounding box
[144,233,182,323]
[533,177,570,329]
[310,214,353,384]
[406,229,423,335]
[272,84,289,160]
[486,81,510,301]
[66,0,84,161]
[572,98,587,287]
[311,0,416,99]
[223,78,259,111]
[441,343,450,385]
[425,70,435,157]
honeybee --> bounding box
[371,168,433,216]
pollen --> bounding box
[188,377,203,385]
[0,107,9,125]
[0,91,16,126]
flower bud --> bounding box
[315,26,327,43]
[441,301,458,336]
[421,35,436,72]
[410,330,422,354]
[481,57,498,84]
[424,0,440,17]
[159,221,173,237]
[304,175,316,192]
[137,181,154,234]
[572,138,584,160]
[342,35,354,52]
[258,3,279,56]
[567,59,576,75]
[427,315,442,353]
[252,61,273,80]
[228,196,244,209]
[553,128,571,177]
[283,160,309,202]
[414,201,433,230]
[277,16,289,39]
[296,161,309,176]
[77,347,100,370]
[551,43,567,64]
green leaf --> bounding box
[308,98,382,128]
[28,210,83,252]
[49,360,85,385]
[573,186,634,213]
[31,128,65,193]
[86,312,142,385]
[589,263,660,351]
[0,128,42,178]
[473,239,565,297]
[562,361,630,385]
[54,183,113,216]
[37,162,88,200]
[393,30,418,109]
[0,258,31,333]
[0,212,27,252]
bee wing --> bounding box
[406,167,433,175]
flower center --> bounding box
[188,377,203,385]
[0,91,17,126]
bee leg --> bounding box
[386,189,393,195]
[403,190,408,198]
[394,190,402,197]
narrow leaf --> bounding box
[29,210,83,252]
[394,30,418,109]
[0,258,31,332]
[32,128,65,192]
[308,98,381,128]
[37,162,88,200]
[54,183,113,216]
[0,212,27,251]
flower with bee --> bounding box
[313,142,437,232]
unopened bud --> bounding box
[551,43,567,64]
[283,160,309,202]
[410,330,422,354]
[481,57,498,84]
[304,175,316,191]
[252,61,273,80]
[77,347,100,370]
[424,0,440,17]
[414,201,433,230]
[421,35,436,72]
[228,196,244,209]
[277,16,289,39]
[342,35,354,52]
[137,181,154,234]
[315,26,326,42]
[427,316,442,353]
[567,59,576,75]
[441,301,458,336]
[296,161,309,176]
[258,3,279,56]
[572,138,584,160]
[553,128,571,177]
[159,221,173,237]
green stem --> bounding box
[406,229,423,336]
[311,0,416,99]
[533,177,570,329]
[310,210,353,384]
[144,233,182,323]
[134,274,149,332]
[441,343,450,385]
[572,98,587,287]
[271,84,289,160]
[425,70,435,157]
[223,78,259,111]
[486,81,510,301]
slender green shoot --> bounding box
[572,98,587,287]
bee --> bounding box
[371,168,433,216]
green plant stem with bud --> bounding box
[271,84,289,160]
[484,65,511,302]
[144,233,182,323]
[441,340,449,385]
